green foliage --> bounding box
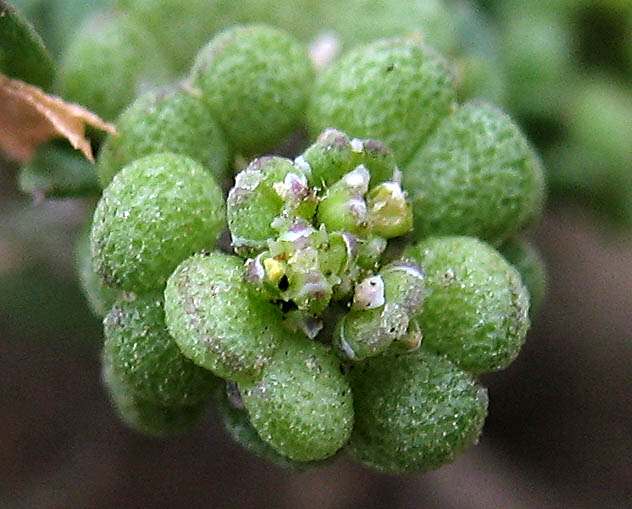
[405,236,530,373]
[90,153,225,293]
[19,141,100,198]
[0,0,54,89]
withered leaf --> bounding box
[0,73,116,162]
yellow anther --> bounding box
[263,258,285,283]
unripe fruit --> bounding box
[498,237,548,316]
[90,153,225,293]
[97,85,230,188]
[404,236,530,373]
[403,101,545,245]
[74,226,119,318]
[216,382,317,470]
[348,348,488,474]
[164,252,287,384]
[190,24,314,155]
[102,353,207,438]
[239,335,354,462]
[58,12,171,121]
[103,293,219,406]
[308,37,457,164]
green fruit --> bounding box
[322,0,459,56]
[58,11,171,120]
[164,252,287,384]
[498,237,548,316]
[190,24,314,155]
[239,335,354,462]
[404,101,545,245]
[404,236,530,373]
[90,153,225,293]
[97,85,230,188]
[348,348,488,474]
[216,382,319,470]
[74,225,119,318]
[102,352,207,438]
[308,37,457,165]
[104,292,219,406]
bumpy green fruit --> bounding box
[348,348,488,474]
[190,24,314,155]
[308,37,457,164]
[58,12,171,121]
[164,252,287,384]
[97,85,230,188]
[404,101,545,245]
[102,353,207,438]
[239,335,353,462]
[405,236,530,373]
[498,237,547,316]
[90,153,225,293]
[216,382,319,470]
[74,225,119,318]
[103,292,219,406]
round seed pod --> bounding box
[238,335,354,462]
[403,101,545,245]
[90,153,225,293]
[74,225,119,318]
[164,252,286,384]
[103,292,219,406]
[404,236,530,373]
[348,348,488,474]
[216,382,320,470]
[102,352,207,438]
[189,24,314,156]
[498,236,548,316]
[58,11,171,121]
[97,85,230,188]
[308,37,457,165]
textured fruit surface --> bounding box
[103,292,219,406]
[405,236,530,373]
[97,85,229,188]
[90,153,225,293]
[102,352,207,438]
[58,12,170,120]
[75,225,119,318]
[498,237,547,316]
[190,24,314,155]
[308,38,456,165]
[164,252,286,384]
[239,335,353,462]
[216,382,317,470]
[348,348,488,474]
[403,101,545,245]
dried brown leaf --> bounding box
[0,73,116,162]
